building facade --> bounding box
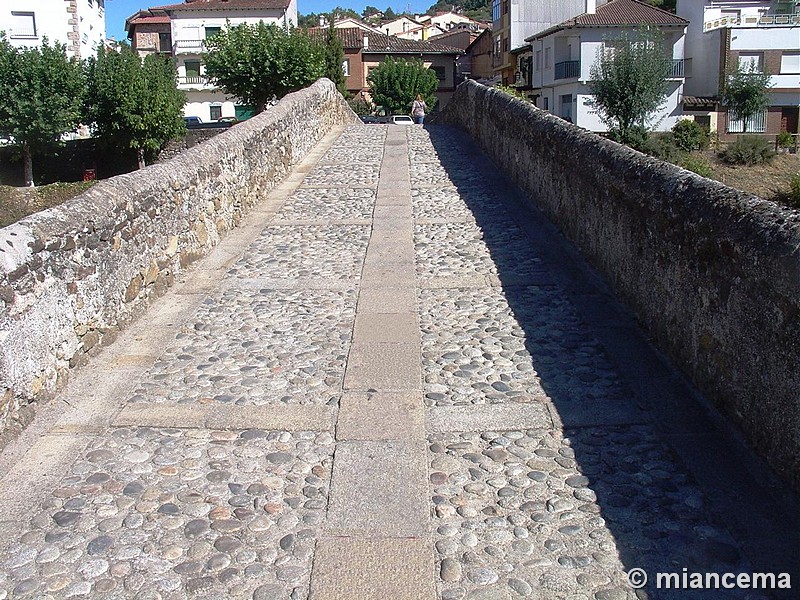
[492,0,600,84]
[1,0,106,58]
[128,0,297,122]
[526,0,688,132]
[677,0,800,137]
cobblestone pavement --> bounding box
[0,124,795,600]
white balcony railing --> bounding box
[174,39,204,53]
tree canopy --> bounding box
[324,19,347,96]
[203,23,325,113]
[588,27,671,143]
[367,57,439,115]
[722,61,773,133]
[0,37,84,186]
[85,47,185,169]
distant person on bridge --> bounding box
[412,94,427,125]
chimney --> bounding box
[586,0,596,14]
[363,34,369,49]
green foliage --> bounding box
[671,119,709,152]
[367,57,438,115]
[640,132,683,162]
[384,7,397,20]
[204,23,324,113]
[680,155,714,178]
[348,96,374,116]
[588,27,671,141]
[788,173,800,208]
[721,135,775,166]
[606,124,649,149]
[776,130,795,149]
[85,47,185,169]
[0,36,84,185]
[324,19,347,96]
[643,0,676,11]
[298,7,360,28]
[722,62,773,133]
[494,85,529,101]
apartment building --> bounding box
[1,0,106,58]
[677,0,800,136]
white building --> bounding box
[492,0,605,84]
[154,0,297,122]
[677,0,800,137]
[526,0,689,133]
[1,0,106,58]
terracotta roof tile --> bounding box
[306,27,463,54]
[154,0,291,11]
[527,0,687,40]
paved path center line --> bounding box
[313,126,434,599]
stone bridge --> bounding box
[0,79,797,599]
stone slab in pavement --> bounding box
[311,537,435,600]
[337,392,425,441]
[326,440,430,536]
[344,342,422,391]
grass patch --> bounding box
[0,181,96,228]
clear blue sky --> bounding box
[107,0,433,41]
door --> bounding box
[781,107,799,134]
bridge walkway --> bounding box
[0,124,795,599]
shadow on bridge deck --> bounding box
[424,124,799,599]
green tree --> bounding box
[362,6,382,19]
[644,0,676,12]
[0,37,84,186]
[367,57,438,114]
[203,23,324,113]
[588,27,671,144]
[722,61,773,133]
[85,47,185,169]
[324,19,347,96]
[384,7,397,20]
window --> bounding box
[492,0,501,23]
[535,50,541,72]
[185,61,201,78]
[342,59,350,77]
[738,53,763,72]
[10,12,36,38]
[544,47,551,69]
[543,97,549,110]
[502,38,509,52]
[560,94,573,122]
[495,35,502,56]
[205,26,222,39]
[431,66,446,81]
[728,110,767,133]
[159,32,172,52]
[781,52,800,74]
[210,105,222,120]
[502,0,509,15]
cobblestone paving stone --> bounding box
[129,288,356,406]
[226,225,370,281]
[412,188,511,223]
[419,287,624,407]
[0,428,333,599]
[273,189,376,222]
[301,164,380,187]
[428,428,759,600]
[414,222,546,279]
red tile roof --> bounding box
[306,27,463,54]
[154,0,291,11]
[527,0,688,41]
[129,16,171,24]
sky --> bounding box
[106,0,433,41]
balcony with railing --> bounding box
[554,60,580,80]
[174,39,204,54]
[668,58,684,79]
[703,11,799,31]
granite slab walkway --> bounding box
[0,124,795,600]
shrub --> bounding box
[721,135,775,166]
[681,155,714,178]
[607,125,649,151]
[641,132,684,163]
[789,173,800,208]
[672,119,709,152]
[776,130,795,149]
[347,96,374,116]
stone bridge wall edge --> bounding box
[0,78,359,447]
[437,80,800,492]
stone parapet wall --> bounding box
[0,78,358,443]
[437,80,800,491]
